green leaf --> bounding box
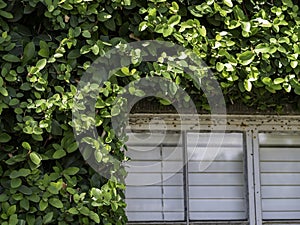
[294,87,300,95]
[97,11,111,22]
[104,18,116,31]
[43,212,53,224]
[53,149,66,159]
[82,30,91,38]
[18,185,32,195]
[262,77,272,85]
[36,59,47,71]
[20,82,31,91]
[8,214,18,225]
[89,211,100,223]
[0,2,7,9]
[255,43,270,53]
[216,62,224,72]
[29,152,41,165]
[0,10,13,19]
[0,194,9,202]
[199,26,206,37]
[0,87,8,96]
[0,133,11,143]
[10,169,31,178]
[67,49,81,59]
[139,21,148,31]
[38,41,49,57]
[244,79,252,92]
[22,42,35,63]
[7,205,16,216]
[162,26,173,37]
[238,51,255,65]
[68,207,78,214]
[282,0,293,7]
[171,2,179,12]
[223,0,233,7]
[39,200,48,211]
[49,198,63,208]
[26,214,35,225]
[22,142,31,150]
[159,98,172,105]
[168,15,181,27]
[274,78,285,84]
[2,54,20,62]
[95,150,102,162]
[63,167,80,176]
[66,142,78,153]
[291,61,298,68]
[20,198,29,210]
[111,105,120,116]
[11,178,22,188]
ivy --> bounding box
[1,0,300,224]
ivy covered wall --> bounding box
[0,0,300,224]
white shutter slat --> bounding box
[189,186,244,199]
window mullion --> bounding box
[246,129,256,225]
[182,130,190,225]
[252,129,262,224]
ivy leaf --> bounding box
[7,205,16,216]
[162,26,173,37]
[63,167,80,176]
[199,26,206,37]
[168,15,181,26]
[111,105,120,116]
[255,43,270,53]
[11,178,22,188]
[282,0,293,7]
[274,78,285,84]
[97,11,111,22]
[238,51,255,65]
[39,200,48,211]
[22,42,35,64]
[29,152,41,165]
[216,62,224,72]
[0,87,8,96]
[0,10,13,19]
[49,198,63,208]
[20,198,29,210]
[223,0,233,7]
[9,214,18,225]
[139,21,148,31]
[2,54,20,62]
[0,133,11,143]
[89,211,100,223]
[43,212,53,224]
[36,59,47,71]
[66,142,78,153]
[53,149,66,159]
[38,41,49,57]
[291,61,298,68]
[244,79,252,92]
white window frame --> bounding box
[126,114,300,225]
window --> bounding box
[124,115,300,225]
[259,133,300,220]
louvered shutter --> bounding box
[187,133,247,220]
[259,133,300,220]
[125,133,184,221]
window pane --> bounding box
[187,133,247,220]
[125,133,184,221]
[259,133,300,220]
